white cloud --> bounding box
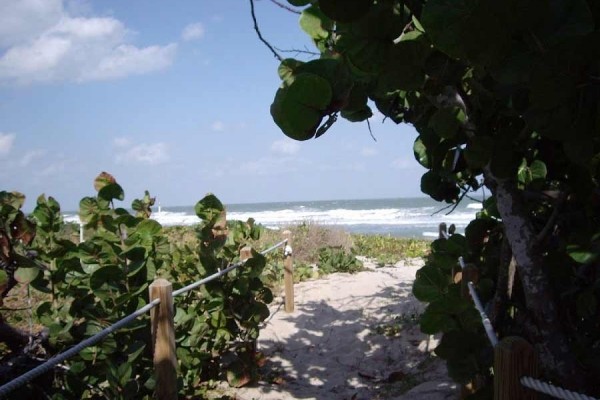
[0,0,63,48]
[271,139,300,155]
[391,158,413,169]
[116,142,169,165]
[210,121,225,132]
[38,159,67,176]
[20,149,46,166]
[0,133,16,156]
[360,147,378,157]
[113,137,131,147]
[0,1,177,84]
[181,22,205,41]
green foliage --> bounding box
[269,0,600,393]
[317,246,363,274]
[1,174,274,399]
[351,234,430,265]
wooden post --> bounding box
[283,230,294,313]
[461,263,479,299]
[494,337,539,400]
[240,246,252,262]
[149,279,177,400]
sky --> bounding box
[0,0,425,211]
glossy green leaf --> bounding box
[320,0,372,22]
[429,108,460,139]
[271,73,332,140]
[98,183,125,202]
[14,267,39,284]
[413,265,449,302]
[300,6,332,40]
[195,193,225,222]
[413,138,429,168]
[0,191,25,209]
[287,0,310,6]
[464,137,493,169]
[89,265,123,290]
[278,58,304,86]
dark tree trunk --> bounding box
[484,169,587,390]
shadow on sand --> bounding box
[234,268,458,400]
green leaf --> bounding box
[464,137,493,169]
[319,0,372,22]
[421,0,512,66]
[93,171,117,192]
[79,197,100,224]
[89,265,123,290]
[341,106,372,122]
[226,357,252,388]
[287,0,310,6]
[0,191,25,209]
[420,301,459,334]
[195,194,225,222]
[132,219,162,241]
[0,270,8,288]
[429,108,460,139]
[413,138,430,168]
[98,183,125,202]
[278,58,304,86]
[300,6,332,40]
[567,245,598,264]
[14,267,40,284]
[271,73,332,141]
[412,265,449,302]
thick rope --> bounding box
[0,299,159,398]
[0,239,288,398]
[521,377,599,400]
[458,256,499,347]
[457,257,598,400]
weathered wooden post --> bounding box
[494,336,539,400]
[461,263,479,299]
[240,246,253,262]
[283,230,294,313]
[149,279,177,400]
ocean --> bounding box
[64,197,482,239]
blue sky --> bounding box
[0,0,424,211]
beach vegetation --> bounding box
[352,234,429,265]
[0,173,274,398]
[267,0,600,395]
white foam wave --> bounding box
[62,206,478,230]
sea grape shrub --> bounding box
[3,173,273,398]
[31,173,169,399]
[271,0,600,394]
[170,195,273,394]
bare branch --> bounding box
[249,0,283,61]
[366,118,377,142]
[269,0,302,14]
[275,46,320,57]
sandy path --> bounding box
[232,260,459,400]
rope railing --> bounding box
[0,238,289,398]
[456,256,598,400]
[458,257,498,347]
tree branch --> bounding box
[484,166,586,389]
[249,0,283,62]
[268,0,302,14]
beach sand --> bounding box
[229,259,458,400]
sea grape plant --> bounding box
[0,173,273,399]
[266,0,600,395]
